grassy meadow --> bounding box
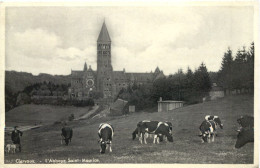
[4,95,254,164]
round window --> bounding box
[86,79,94,87]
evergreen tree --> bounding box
[232,47,248,90]
[184,67,193,91]
[193,63,211,94]
[247,42,254,90]
[218,47,233,90]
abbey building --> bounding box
[68,21,164,100]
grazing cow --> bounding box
[235,116,254,148]
[61,125,73,146]
[98,123,114,154]
[5,144,17,154]
[199,120,216,143]
[237,115,254,128]
[205,115,223,129]
[137,121,173,144]
[132,120,152,140]
[132,120,172,142]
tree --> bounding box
[247,42,254,91]
[193,63,211,95]
[232,47,248,90]
[184,67,193,91]
[218,48,233,90]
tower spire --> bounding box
[97,21,111,42]
[84,62,87,71]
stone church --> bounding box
[68,21,164,101]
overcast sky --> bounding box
[5,6,254,75]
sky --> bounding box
[5,6,254,75]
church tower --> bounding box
[97,21,114,98]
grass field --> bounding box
[5,104,91,126]
[4,95,254,164]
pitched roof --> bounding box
[114,71,126,80]
[125,73,154,82]
[97,21,111,42]
[71,71,83,78]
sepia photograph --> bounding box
[0,1,259,166]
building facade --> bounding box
[69,21,164,100]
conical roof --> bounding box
[154,66,160,73]
[97,21,111,42]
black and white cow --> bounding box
[137,121,173,144]
[235,116,254,148]
[98,123,114,154]
[61,125,73,146]
[205,115,223,129]
[199,120,216,143]
[132,120,173,141]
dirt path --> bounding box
[75,105,99,120]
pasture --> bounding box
[5,104,91,126]
[4,95,254,163]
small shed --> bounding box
[129,105,135,113]
[209,83,224,100]
[157,98,184,112]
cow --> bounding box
[98,123,114,154]
[205,115,223,129]
[199,120,216,143]
[61,124,73,146]
[205,115,223,137]
[132,120,171,142]
[235,116,254,148]
[137,121,173,144]
[237,115,254,128]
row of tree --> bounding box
[217,42,254,93]
[24,82,70,96]
[116,61,212,112]
[152,62,212,104]
[117,42,254,111]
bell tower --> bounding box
[97,21,114,98]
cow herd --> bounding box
[60,115,254,154]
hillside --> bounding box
[5,104,91,126]
[4,95,254,164]
[5,71,71,93]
